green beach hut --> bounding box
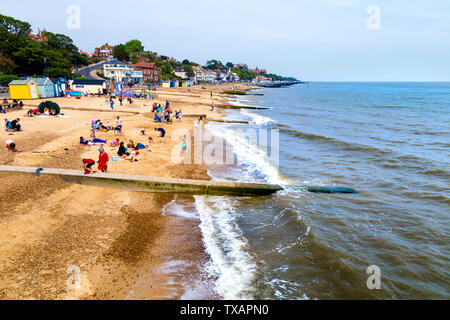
[29,77,55,98]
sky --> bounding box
[1,0,449,81]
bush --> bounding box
[0,75,19,86]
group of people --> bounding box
[91,117,123,135]
[152,101,182,124]
[1,99,23,114]
[82,145,109,174]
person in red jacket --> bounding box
[98,146,109,172]
[83,158,96,174]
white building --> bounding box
[103,60,144,84]
[193,66,217,83]
[174,66,188,79]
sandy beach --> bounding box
[0,83,254,300]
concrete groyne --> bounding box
[0,166,283,197]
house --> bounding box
[8,79,40,99]
[174,66,188,79]
[71,79,106,95]
[132,62,160,83]
[94,43,115,60]
[249,68,267,74]
[103,60,143,84]
[51,78,68,97]
[193,66,216,83]
[253,75,272,83]
[234,64,248,71]
[28,77,55,98]
[27,29,47,42]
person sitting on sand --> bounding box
[83,158,96,174]
[110,139,119,147]
[25,109,33,117]
[114,117,122,135]
[98,146,109,172]
[10,118,21,131]
[140,129,146,136]
[89,131,107,144]
[118,141,130,157]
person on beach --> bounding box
[83,158,96,174]
[155,127,166,144]
[5,139,21,152]
[110,98,114,110]
[80,136,90,145]
[181,135,187,157]
[118,141,131,157]
[210,101,215,112]
[98,146,109,172]
[10,118,21,131]
[119,95,123,106]
[166,100,170,109]
[90,131,107,144]
[114,116,122,135]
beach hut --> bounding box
[52,78,67,97]
[29,77,55,98]
[72,79,106,95]
[8,79,40,99]
[162,81,171,88]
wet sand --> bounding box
[0,83,255,300]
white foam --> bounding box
[205,124,287,185]
[195,196,262,300]
[241,109,275,125]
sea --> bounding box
[141,82,450,300]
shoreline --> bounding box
[0,83,258,300]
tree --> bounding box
[0,14,31,36]
[113,44,128,61]
[205,60,226,72]
[124,39,144,59]
[182,59,190,65]
[226,62,234,69]
[0,52,16,74]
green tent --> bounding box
[38,101,60,114]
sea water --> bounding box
[174,82,450,300]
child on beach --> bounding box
[5,139,21,152]
[110,98,115,110]
[155,128,166,144]
[83,158,96,174]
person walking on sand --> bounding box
[110,98,114,110]
[210,101,215,112]
[155,127,166,144]
[181,135,187,158]
[98,146,109,172]
[119,95,123,106]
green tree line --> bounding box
[0,14,88,78]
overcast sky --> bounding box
[1,0,449,81]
